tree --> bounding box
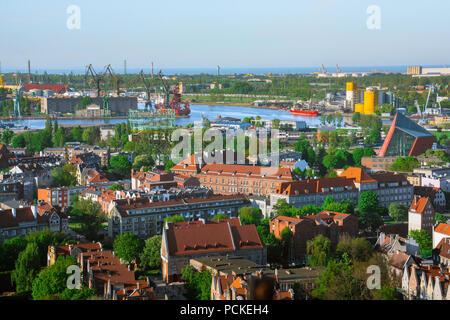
[11,134,26,148]
[165,159,175,171]
[357,210,383,233]
[280,227,292,265]
[113,232,145,264]
[132,154,154,170]
[32,256,95,300]
[51,167,77,187]
[1,129,14,145]
[408,230,432,252]
[312,255,358,300]
[390,157,420,172]
[109,183,124,191]
[181,265,212,300]
[140,235,162,271]
[213,213,229,220]
[307,235,331,267]
[0,236,28,271]
[11,242,41,293]
[52,127,66,147]
[358,191,379,213]
[388,203,409,221]
[109,154,132,177]
[238,207,263,225]
[164,215,186,224]
[336,235,373,263]
[75,199,105,241]
[435,213,447,224]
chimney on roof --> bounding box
[137,282,140,290]
[11,208,16,218]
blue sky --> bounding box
[0,0,449,71]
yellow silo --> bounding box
[363,90,377,114]
[346,82,355,91]
[355,104,364,113]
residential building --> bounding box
[270,211,358,264]
[161,218,266,283]
[47,241,103,265]
[433,223,450,248]
[378,112,435,157]
[131,170,178,191]
[38,186,86,209]
[0,203,68,241]
[270,177,358,213]
[108,194,250,239]
[78,250,156,300]
[401,264,450,300]
[414,186,446,210]
[433,238,450,266]
[408,196,435,236]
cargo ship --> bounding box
[290,106,318,116]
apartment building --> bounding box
[0,203,68,241]
[161,218,266,283]
[38,186,86,209]
[108,194,250,239]
[408,196,435,236]
[270,211,358,264]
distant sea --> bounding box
[3,65,447,75]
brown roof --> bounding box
[435,238,450,260]
[200,164,292,181]
[275,177,356,196]
[114,194,249,217]
[165,219,263,256]
[0,206,51,228]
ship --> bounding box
[290,106,319,116]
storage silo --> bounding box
[363,90,378,114]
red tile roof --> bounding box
[435,223,450,237]
[165,219,263,257]
[275,177,356,196]
[409,196,431,214]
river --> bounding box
[8,104,325,130]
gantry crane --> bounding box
[157,71,171,109]
[85,64,104,97]
[336,64,341,73]
[424,84,442,116]
[137,69,153,111]
[105,64,123,96]
[321,64,327,74]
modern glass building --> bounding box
[379,112,435,157]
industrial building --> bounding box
[40,96,138,115]
[378,112,436,157]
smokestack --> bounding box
[151,62,154,78]
[124,59,127,75]
[28,60,31,83]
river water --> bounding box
[11,104,324,130]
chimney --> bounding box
[12,208,16,218]
[137,282,140,290]
[31,205,38,219]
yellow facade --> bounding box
[355,104,364,113]
[346,82,355,91]
[363,91,377,115]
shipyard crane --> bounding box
[137,69,153,111]
[336,64,342,73]
[157,71,171,109]
[105,64,123,96]
[85,64,104,97]
[321,64,327,74]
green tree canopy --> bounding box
[113,232,145,264]
[238,207,263,225]
[388,203,409,221]
[139,235,162,271]
[307,235,331,267]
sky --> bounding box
[0,0,449,72]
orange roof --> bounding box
[339,167,376,183]
[409,196,431,214]
[435,223,450,236]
